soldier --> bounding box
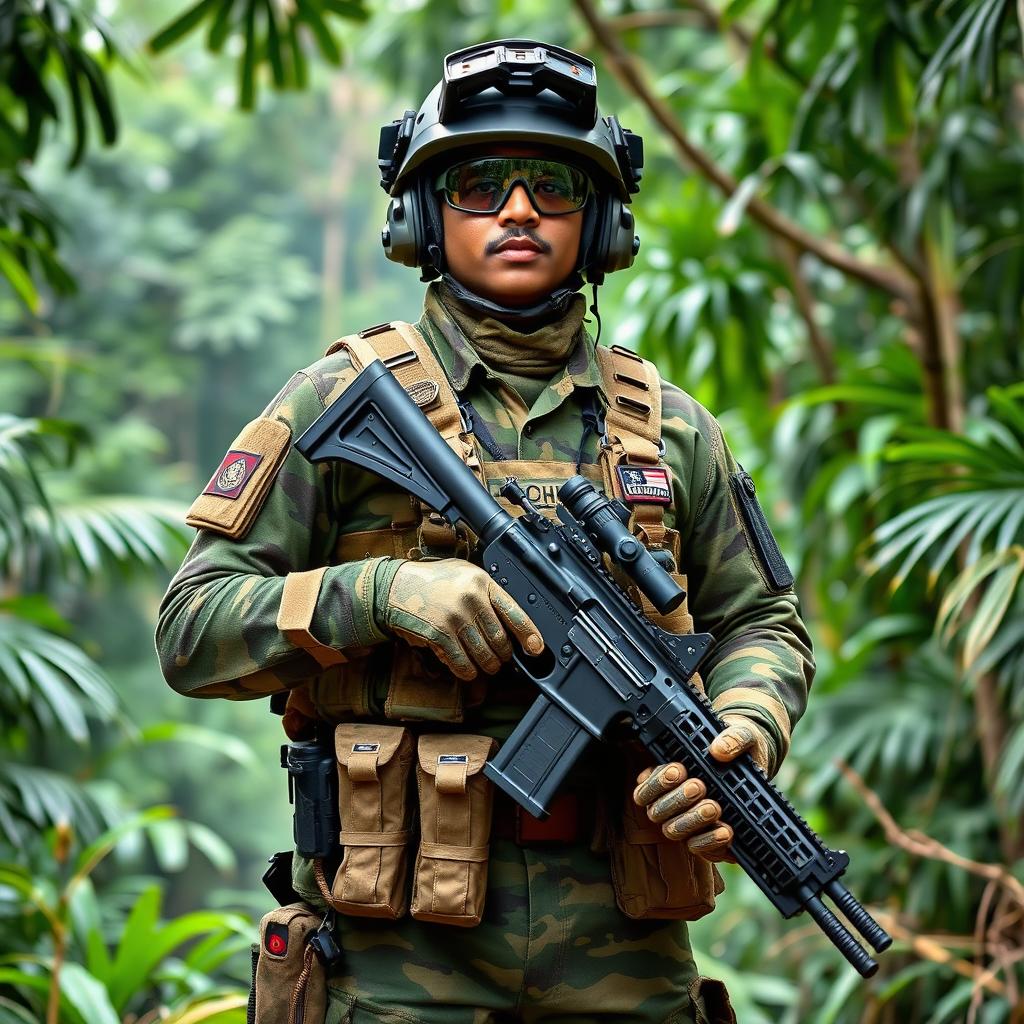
[157,39,813,1024]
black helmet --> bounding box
[378,39,643,304]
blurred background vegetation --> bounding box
[1,1,1022,1022]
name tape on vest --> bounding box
[617,465,672,505]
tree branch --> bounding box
[774,238,837,386]
[870,909,1008,997]
[837,758,1024,906]
[572,0,920,306]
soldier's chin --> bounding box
[484,269,564,307]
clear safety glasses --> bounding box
[435,157,592,215]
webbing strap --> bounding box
[594,344,669,549]
[330,321,481,560]
[335,322,467,462]
[596,344,662,464]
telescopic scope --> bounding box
[558,475,684,615]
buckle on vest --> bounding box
[600,431,666,459]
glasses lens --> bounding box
[438,158,590,214]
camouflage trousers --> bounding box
[295,839,732,1024]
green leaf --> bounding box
[72,807,176,883]
[0,248,40,312]
[108,891,243,1011]
[0,996,39,1024]
[263,0,286,87]
[57,962,119,1024]
[962,550,1024,666]
[206,0,235,52]
[77,52,118,147]
[716,170,763,237]
[149,0,227,53]
[239,0,257,110]
[936,548,1011,642]
[136,722,258,769]
[296,0,342,64]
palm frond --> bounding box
[8,496,191,589]
[0,614,121,742]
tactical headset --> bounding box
[377,40,643,287]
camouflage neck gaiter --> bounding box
[435,280,589,379]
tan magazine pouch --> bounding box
[606,572,723,920]
[331,723,413,918]
[411,733,497,927]
[253,903,326,1024]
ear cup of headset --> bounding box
[382,189,425,268]
[583,197,639,282]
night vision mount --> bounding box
[439,41,598,128]
[377,40,643,197]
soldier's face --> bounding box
[439,144,585,308]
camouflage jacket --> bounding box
[156,283,814,773]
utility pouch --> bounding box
[252,903,326,1024]
[411,733,497,927]
[606,748,724,921]
[331,723,414,918]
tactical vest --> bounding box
[285,319,724,925]
[283,320,706,729]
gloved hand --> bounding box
[379,558,544,680]
[632,714,771,863]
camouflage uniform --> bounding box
[157,281,814,1023]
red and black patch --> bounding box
[265,922,289,957]
[203,450,263,500]
[616,465,672,505]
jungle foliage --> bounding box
[0,1,1022,1022]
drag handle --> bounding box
[804,893,879,978]
[827,880,892,953]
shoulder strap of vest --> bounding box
[594,343,663,464]
[327,321,472,465]
[594,343,673,556]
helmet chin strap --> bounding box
[439,271,586,327]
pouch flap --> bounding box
[417,733,495,794]
[258,902,319,959]
[335,723,408,781]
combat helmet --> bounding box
[377,39,644,320]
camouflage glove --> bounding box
[376,558,544,681]
[632,714,771,864]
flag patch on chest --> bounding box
[616,465,672,505]
[203,450,263,500]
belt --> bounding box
[491,789,594,845]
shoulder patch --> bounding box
[185,417,291,540]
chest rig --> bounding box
[298,318,700,728]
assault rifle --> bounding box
[295,358,891,977]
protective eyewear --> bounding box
[435,157,592,215]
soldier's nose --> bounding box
[497,184,540,226]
